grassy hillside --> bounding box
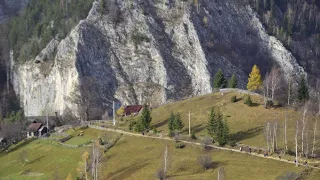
[102,134,307,180]
[1,128,314,180]
[124,90,318,150]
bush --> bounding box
[175,142,185,149]
[265,100,273,109]
[197,155,213,170]
[156,168,165,180]
[201,136,213,150]
[244,95,253,106]
[286,149,295,156]
[231,96,237,103]
[191,131,197,139]
[227,140,237,147]
[129,120,136,131]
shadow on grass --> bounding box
[9,138,36,153]
[193,124,206,133]
[230,127,263,142]
[153,119,168,129]
[27,155,46,165]
[107,161,149,179]
[168,162,225,178]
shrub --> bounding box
[156,168,165,180]
[227,140,237,147]
[175,142,185,149]
[197,155,213,170]
[265,100,273,109]
[201,136,213,150]
[231,96,237,103]
[129,120,136,131]
[286,149,295,156]
[191,131,197,139]
[244,95,253,106]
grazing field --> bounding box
[0,139,85,180]
[124,91,319,150]
[102,134,308,180]
[0,129,318,180]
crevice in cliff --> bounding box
[142,1,193,100]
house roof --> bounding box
[27,123,43,132]
[25,116,59,128]
[124,105,143,116]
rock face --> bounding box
[12,0,306,116]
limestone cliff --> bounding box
[12,0,306,116]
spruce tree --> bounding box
[207,108,217,138]
[213,69,227,89]
[139,104,152,130]
[216,112,227,146]
[174,113,184,132]
[228,74,238,88]
[298,76,309,101]
[168,111,176,136]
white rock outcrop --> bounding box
[12,0,306,116]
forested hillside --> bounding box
[251,0,320,85]
[9,0,94,63]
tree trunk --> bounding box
[295,120,299,167]
[284,113,288,151]
[312,117,318,157]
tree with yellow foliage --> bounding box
[66,173,72,180]
[247,65,263,91]
[116,106,125,117]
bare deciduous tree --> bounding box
[295,120,299,167]
[91,141,102,180]
[19,149,28,166]
[301,101,310,155]
[197,155,212,170]
[70,77,101,121]
[218,167,225,180]
[284,112,288,151]
[269,67,283,100]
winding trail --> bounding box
[88,125,320,170]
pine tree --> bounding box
[213,69,227,89]
[207,108,217,138]
[174,113,184,132]
[139,104,152,130]
[298,75,309,101]
[216,111,229,146]
[247,65,263,91]
[228,74,238,88]
[168,111,176,136]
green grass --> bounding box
[102,134,308,180]
[1,129,319,180]
[0,139,86,180]
[123,91,319,150]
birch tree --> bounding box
[284,112,288,151]
[312,79,320,156]
[295,120,299,167]
[269,67,282,100]
[285,71,294,106]
[301,101,310,155]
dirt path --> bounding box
[88,125,320,170]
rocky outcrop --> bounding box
[12,0,306,116]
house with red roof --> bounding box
[27,121,48,138]
[124,105,146,116]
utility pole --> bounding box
[113,101,116,126]
[189,111,191,136]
